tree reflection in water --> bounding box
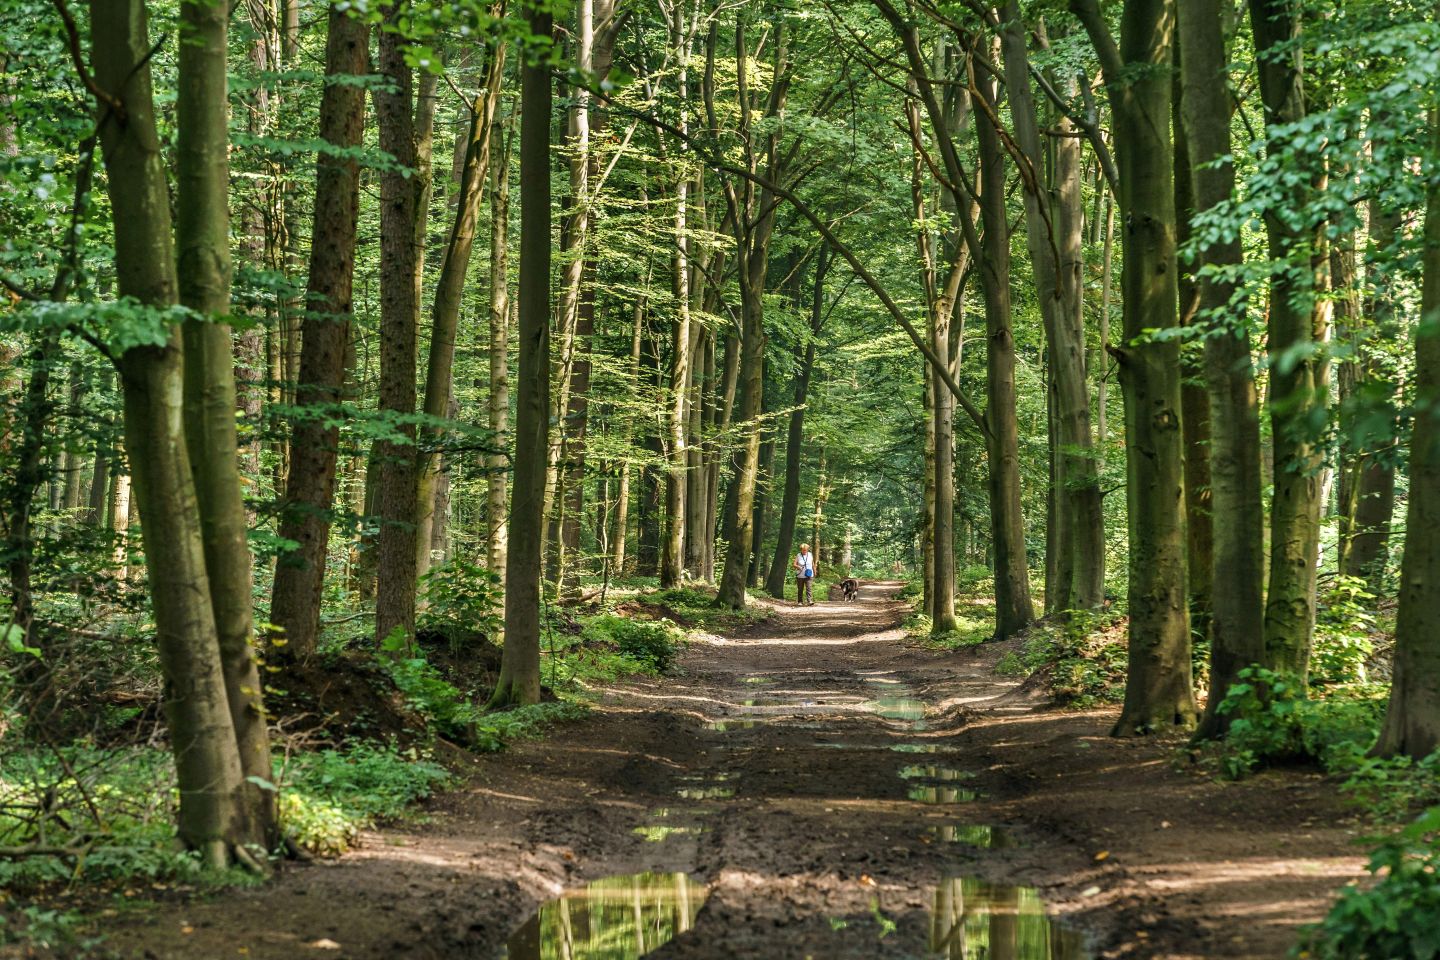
[929,876,1087,959]
[504,872,707,960]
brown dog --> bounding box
[840,578,860,601]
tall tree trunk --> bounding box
[974,70,1036,641]
[1374,88,1440,759]
[90,0,251,864]
[1251,0,1329,680]
[716,19,789,611]
[997,1,1104,611]
[176,0,274,843]
[269,6,369,663]
[1179,0,1267,740]
[1073,0,1197,734]
[487,105,514,583]
[372,20,428,648]
[764,273,823,599]
[418,32,506,578]
[1338,201,1399,591]
[490,5,552,707]
[1173,86,1214,638]
[610,295,646,576]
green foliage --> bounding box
[582,615,681,673]
[419,558,502,633]
[1214,667,1388,780]
[1297,807,1440,960]
[1313,577,1379,687]
[468,701,590,753]
[1000,610,1128,708]
[280,742,451,856]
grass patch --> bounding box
[996,610,1128,708]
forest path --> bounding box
[107,584,1367,960]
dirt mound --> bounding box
[414,626,505,695]
[267,651,427,744]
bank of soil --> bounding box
[100,584,1367,959]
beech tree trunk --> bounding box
[1252,0,1329,681]
[487,105,513,583]
[1179,0,1267,740]
[997,0,1103,612]
[490,4,552,707]
[90,0,252,864]
[1375,91,1440,759]
[716,19,788,611]
[176,0,275,843]
[417,33,505,578]
[1073,0,1197,734]
[269,6,369,662]
[974,70,1036,641]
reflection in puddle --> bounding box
[633,824,704,841]
[706,719,757,731]
[928,876,1085,958]
[869,696,928,722]
[909,784,979,804]
[891,743,941,753]
[900,765,976,781]
[504,872,708,959]
[676,785,734,800]
[925,823,1013,848]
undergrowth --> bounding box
[993,609,1128,708]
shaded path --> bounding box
[108,583,1367,959]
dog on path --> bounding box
[839,578,860,601]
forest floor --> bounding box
[101,583,1370,960]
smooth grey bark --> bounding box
[1179,0,1267,740]
[1375,90,1440,758]
[490,4,552,707]
[1073,0,1197,734]
[176,0,275,843]
[90,0,250,864]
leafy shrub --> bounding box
[385,655,482,739]
[1298,806,1440,960]
[583,615,681,673]
[1003,610,1128,708]
[280,742,451,855]
[419,559,502,643]
[1215,667,1386,779]
[1313,577,1378,687]
[469,701,590,753]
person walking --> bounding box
[794,543,816,606]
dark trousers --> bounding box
[796,577,812,604]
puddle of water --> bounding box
[504,872,708,959]
[706,720,758,731]
[676,786,735,800]
[908,784,979,804]
[891,743,941,754]
[741,676,774,685]
[925,823,1013,848]
[900,765,976,781]
[928,876,1086,958]
[633,824,704,842]
[868,696,928,723]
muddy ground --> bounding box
[101,583,1368,959]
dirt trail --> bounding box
[108,584,1367,959]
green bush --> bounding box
[1298,807,1440,960]
[281,742,451,855]
[583,615,681,673]
[1214,667,1387,779]
[1002,610,1128,708]
[419,558,502,640]
[1313,577,1379,687]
